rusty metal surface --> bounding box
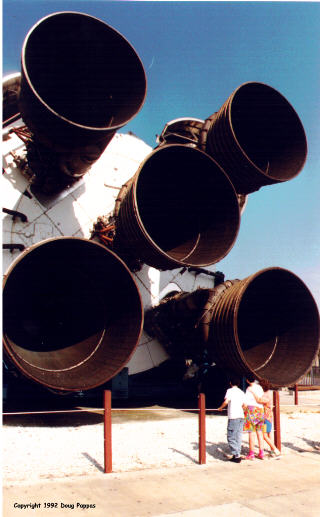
[145,268,320,388]
[198,393,206,464]
[2,237,143,392]
[273,390,281,450]
[158,83,307,195]
[113,144,240,270]
[17,11,146,185]
[104,390,112,473]
[204,82,307,194]
[144,288,215,361]
[19,11,146,149]
[208,267,320,387]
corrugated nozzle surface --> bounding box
[113,144,240,270]
[145,268,319,387]
[205,82,307,194]
[208,268,320,387]
[3,238,143,391]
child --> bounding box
[218,375,246,463]
[248,379,281,458]
[243,375,265,460]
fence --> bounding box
[3,391,281,474]
[298,366,320,387]
[104,391,207,472]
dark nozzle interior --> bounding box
[135,145,240,266]
[237,269,319,386]
[3,238,143,391]
[23,12,146,128]
[231,83,307,181]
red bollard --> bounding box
[104,390,112,473]
[198,393,206,464]
[294,384,299,405]
[273,390,281,452]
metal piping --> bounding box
[156,118,205,147]
[2,73,21,124]
[113,144,240,270]
[145,268,320,387]
[18,11,147,181]
[2,237,143,391]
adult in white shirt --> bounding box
[218,375,246,463]
[243,374,265,460]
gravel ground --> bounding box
[3,408,320,486]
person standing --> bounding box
[218,375,246,463]
[243,375,265,460]
[248,380,281,457]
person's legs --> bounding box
[234,418,244,457]
[263,432,276,450]
[227,419,239,457]
[227,418,243,462]
[246,432,255,459]
[264,421,281,456]
[257,429,264,449]
[257,430,264,459]
[249,431,255,450]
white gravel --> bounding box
[3,409,320,486]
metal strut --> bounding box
[181,267,225,286]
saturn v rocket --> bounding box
[3,12,319,400]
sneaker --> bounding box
[257,450,264,460]
[229,456,241,463]
[270,448,281,458]
[245,451,254,460]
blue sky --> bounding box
[3,1,320,308]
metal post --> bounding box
[198,393,206,464]
[294,384,299,405]
[104,390,112,473]
[273,390,281,452]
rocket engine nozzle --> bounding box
[145,268,320,387]
[3,238,143,392]
[113,144,240,270]
[208,268,319,387]
[158,83,307,195]
[18,11,146,180]
[203,82,307,194]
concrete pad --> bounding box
[246,489,320,517]
[155,503,265,516]
[3,451,320,517]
